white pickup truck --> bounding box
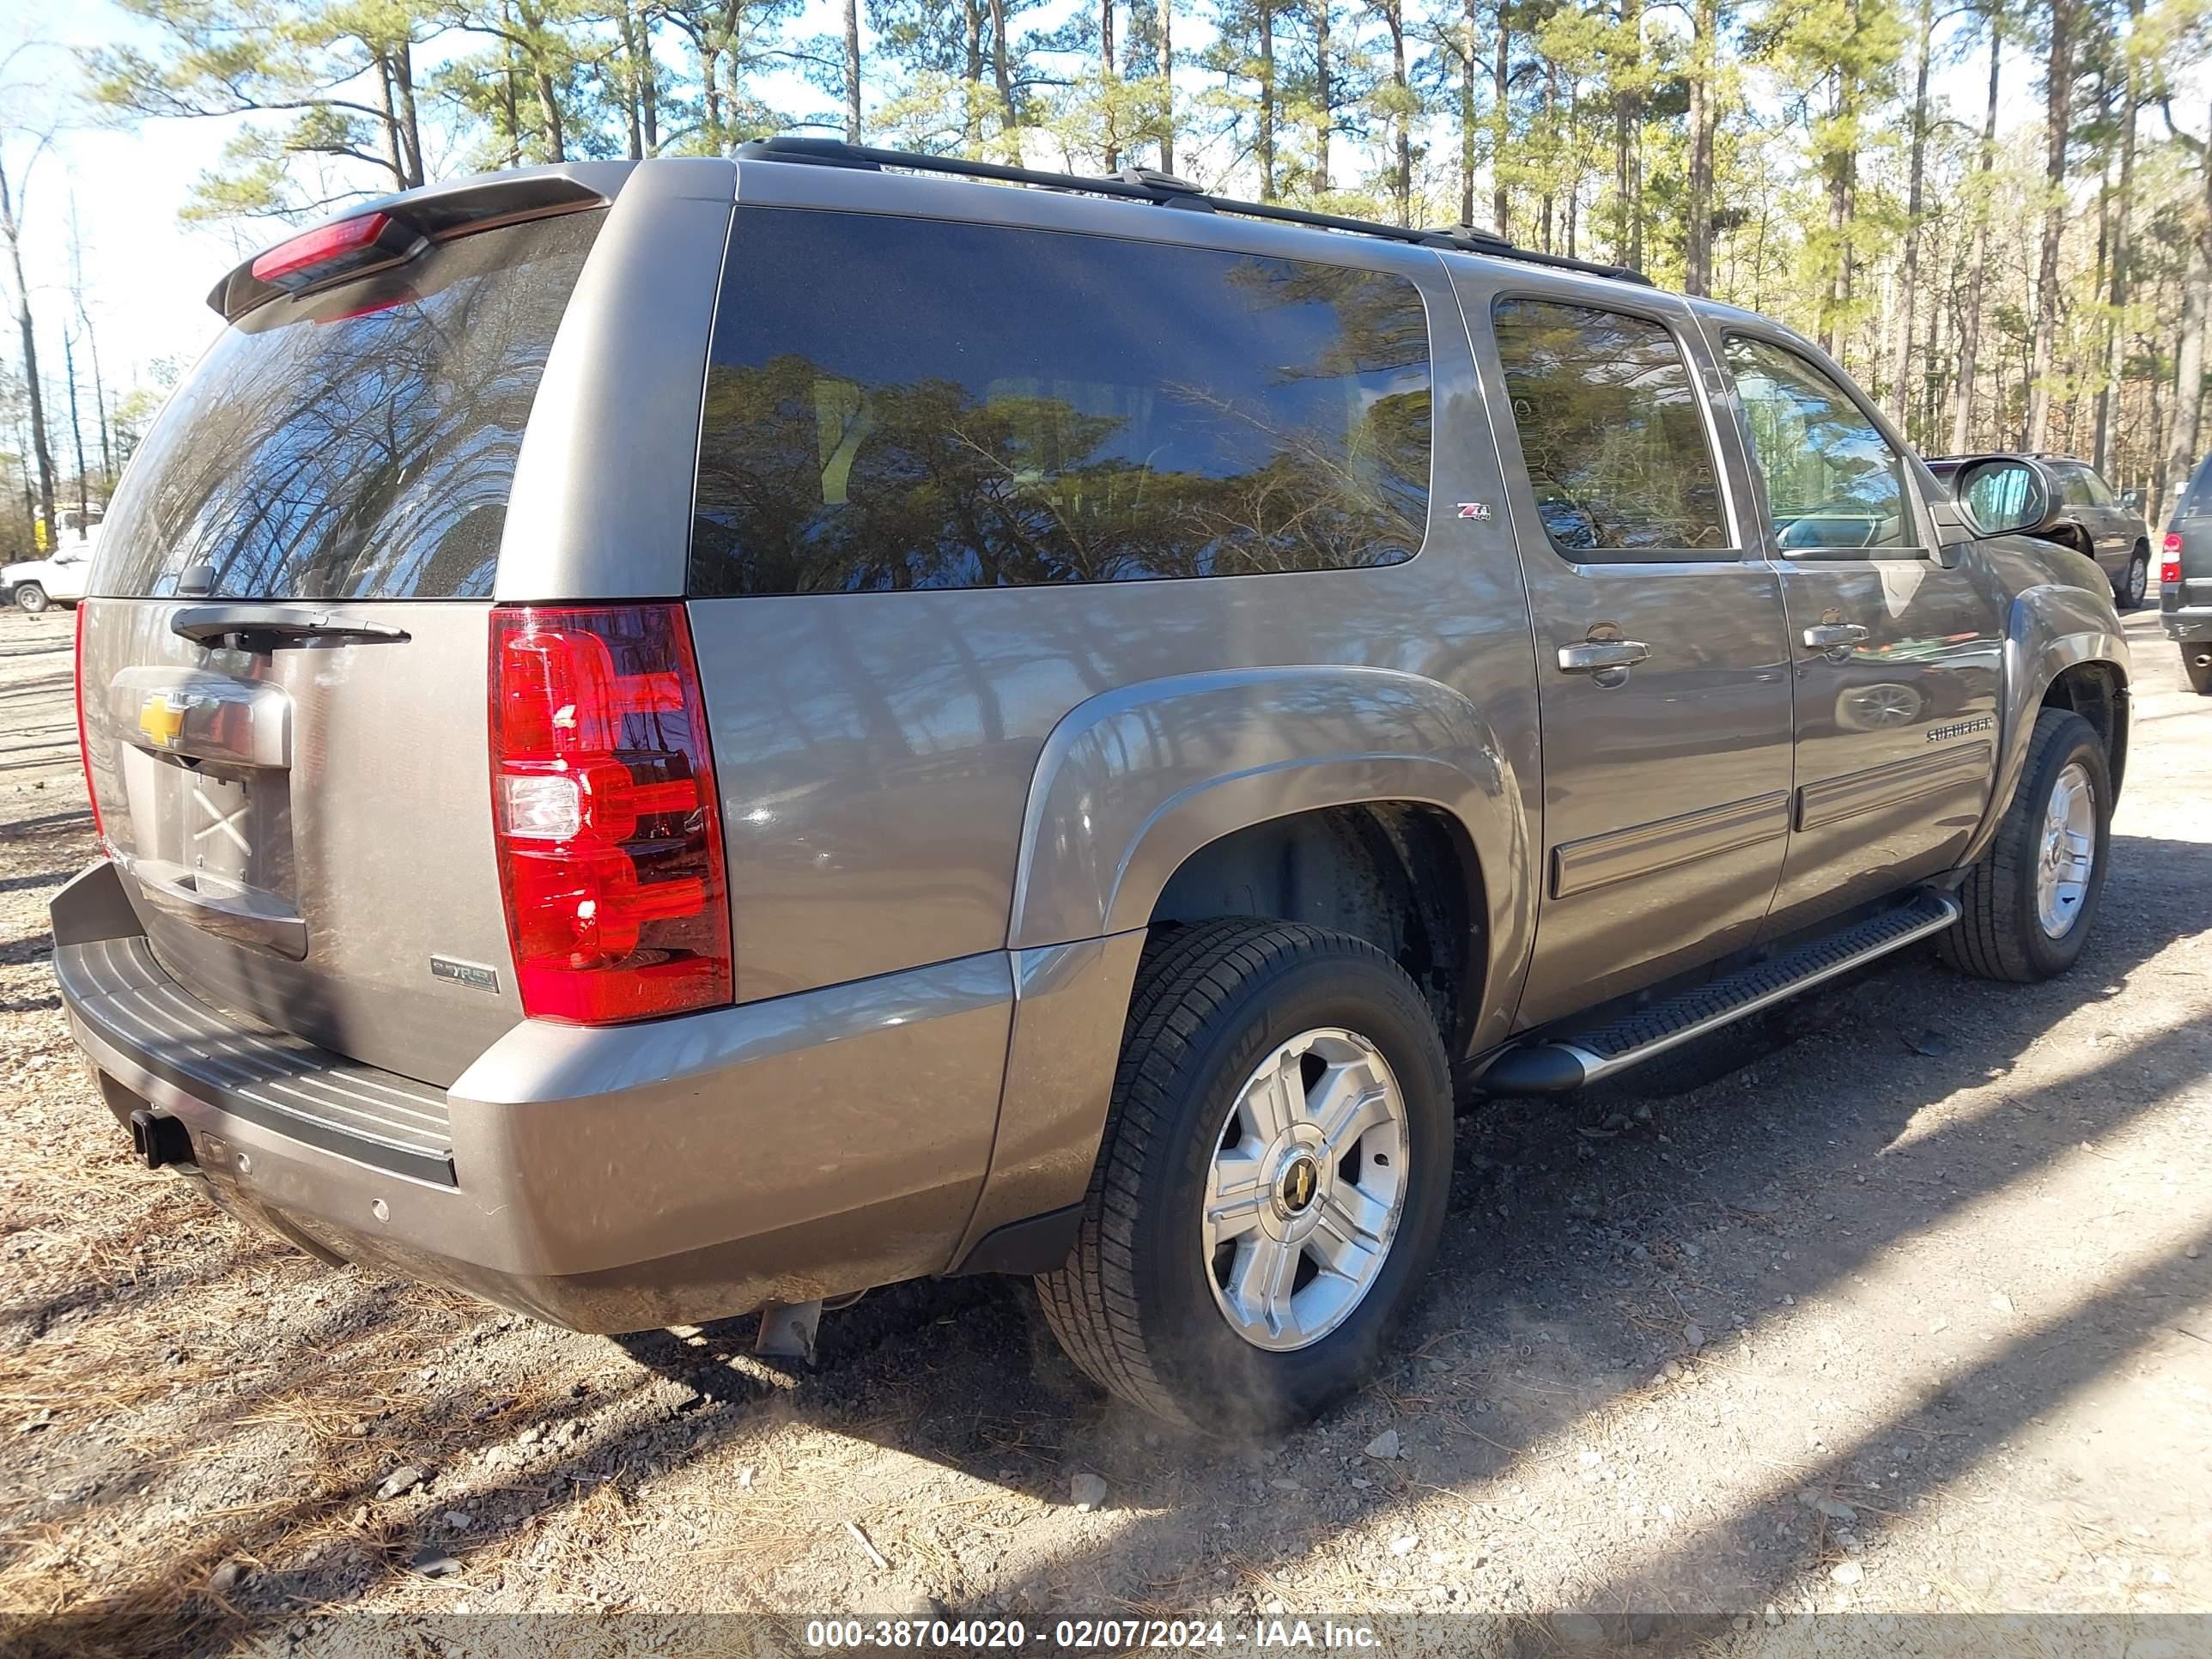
[3,521,100,614]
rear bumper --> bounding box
[2161,604,2212,644]
[52,860,1018,1332]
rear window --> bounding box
[2188,458,2212,517]
[689,209,1431,594]
[99,210,603,600]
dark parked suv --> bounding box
[2163,453,2212,694]
[1926,453,2153,608]
[53,143,2131,1428]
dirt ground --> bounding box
[0,600,2207,1659]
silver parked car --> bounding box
[54,143,2130,1429]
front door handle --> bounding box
[1802,623,1870,651]
[1556,638,1651,689]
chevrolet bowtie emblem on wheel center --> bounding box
[138,694,187,747]
[1277,1152,1320,1215]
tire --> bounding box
[14,583,46,615]
[2185,649,2212,697]
[1036,919,1454,1431]
[1940,708,2111,983]
[2117,547,2149,611]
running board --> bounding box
[1478,890,1961,1097]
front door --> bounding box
[1705,329,2003,936]
[1463,283,1795,1028]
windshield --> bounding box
[98,210,602,600]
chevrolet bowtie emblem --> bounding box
[138,694,187,747]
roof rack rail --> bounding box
[734,136,1655,289]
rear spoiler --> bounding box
[205,162,637,324]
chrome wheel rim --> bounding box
[2035,761,2096,938]
[1201,1027,1408,1352]
[2128,556,2148,605]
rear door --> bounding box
[80,206,609,1087]
[1457,278,1794,1027]
[1705,327,2002,937]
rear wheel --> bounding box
[2185,649,2212,696]
[1036,919,1453,1431]
[1941,708,2111,983]
[14,583,46,615]
[2118,546,2149,610]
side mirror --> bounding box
[1951,455,2059,539]
[2121,489,2144,511]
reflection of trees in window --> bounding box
[1492,300,1726,555]
[1722,336,1906,545]
[101,212,601,600]
[690,212,1431,595]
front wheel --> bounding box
[2118,548,2149,611]
[1940,708,2111,983]
[1036,920,1453,1431]
[14,583,46,615]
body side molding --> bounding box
[1550,791,1790,900]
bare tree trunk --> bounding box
[1457,0,1475,228]
[0,163,54,553]
[395,41,425,184]
[1385,0,1409,223]
[990,0,1014,129]
[1492,0,1510,236]
[1258,1,1278,200]
[1313,0,1331,193]
[1101,0,1118,171]
[1951,17,2002,453]
[1886,2,1932,421]
[1158,0,1174,172]
[2093,0,2138,474]
[700,42,722,150]
[1684,0,1717,293]
[844,0,864,141]
[1613,0,1641,267]
[963,0,984,149]
[2166,112,2212,510]
[616,6,644,157]
[376,52,407,184]
[2025,0,2075,450]
[63,327,87,524]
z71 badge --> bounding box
[1456,501,1492,520]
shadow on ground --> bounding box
[5,830,2207,1657]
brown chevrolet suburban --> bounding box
[53,140,2129,1429]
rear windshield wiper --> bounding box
[169,604,411,652]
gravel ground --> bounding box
[1,602,2207,1658]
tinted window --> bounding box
[99,212,603,600]
[2189,458,2212,517]
[2048,461,2097,507]
[689,210,1431,594]
[1490,299,1726,556]
[2078,465,2118,507]
[1723,337,1911,551]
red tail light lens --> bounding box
[2163,534,2183,586]
[74,601,105,852]
[489,605,731,1024]
[252,212,392,284]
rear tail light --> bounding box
[74,602,104,852]
[2164,532,2184,586]
[489,605,731,1024]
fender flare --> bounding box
[1006,665,1535,1049]
[1966,584,2130,866]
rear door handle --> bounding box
[1802,623,1870,651]
[1557,639,1653,674]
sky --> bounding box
[0,0,2190,411]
